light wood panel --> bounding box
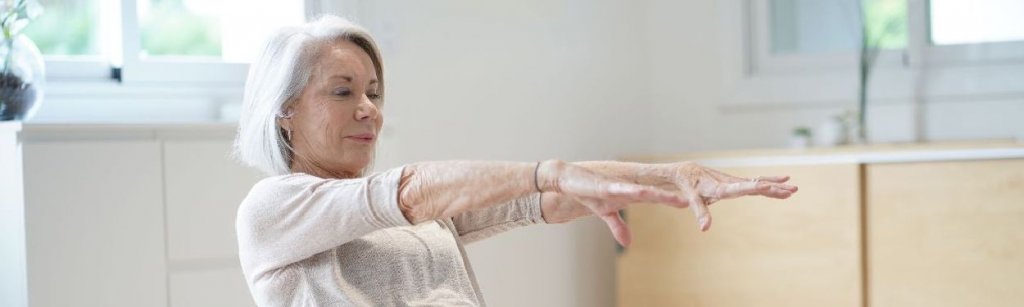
[867,159,1024,307]
[618,164,861,307]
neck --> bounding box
[290,155,359,179]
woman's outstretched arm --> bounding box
[397,160,686,225]
[542,161,798,234]
[238,160,685,285]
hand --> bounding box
[539,161,690,247]
[657,162,798,232]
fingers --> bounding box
[714,175,798,200]
[604,182,688,207]
[753,175,790,183]
[558,164,688,207]
[600,211,633,247]
[684,189,711,232]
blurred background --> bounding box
[2,0,1023,306]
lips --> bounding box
[345,133,376,143]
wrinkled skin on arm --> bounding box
[397,160,797,247]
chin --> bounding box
[350,155,375,172]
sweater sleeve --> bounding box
[450,192,547,244]
[235,166,411,285]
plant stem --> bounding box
[1,0,28,75]
[857,0,869,142]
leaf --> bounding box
[8,18,25,35]
[23,0,40,20]
[0,0,12,14]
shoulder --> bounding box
[236,174,315,229]
[243,174,316,206]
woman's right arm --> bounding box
[397,160,688,224]
[236,160,687,284]
[236,167,412,284]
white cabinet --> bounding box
[164,140,263,307]
[1,123,262,307]
[24,140,167,307]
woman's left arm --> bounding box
[543,161,797,230]
[452,161,796,244]
[447,162,666,243]
[450,193,545,244]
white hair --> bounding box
[234,15,385,177]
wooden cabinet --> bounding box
[867,159,1024,306]
[618,164,862,307]
[1,123,262,307]
[618,144,1024,307]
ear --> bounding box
[276,105,296,131]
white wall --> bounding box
[318,1,1024,306]
[642,0,1024,154]
[0,124,28,307]
[323,1,647,306]
[22,1,1024,305]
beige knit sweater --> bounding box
[235,166,545,306]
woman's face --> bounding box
[281,40,383,177]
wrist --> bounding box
[639,163,676,186]
[536,159,565,193]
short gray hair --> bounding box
[234,15,385,176]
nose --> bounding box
[355,96,380,121]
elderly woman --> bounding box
[234,15,797,306]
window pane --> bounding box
[23,0,103,56]
[930,0,1024,45]
[138,0,304,63]
[138,0,221,58]
[770,0,907,54]
[863,0,907,49]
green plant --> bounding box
[793,126,812,138]
[0,0,41,74]
[855,0,904,142]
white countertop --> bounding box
[625,141,1024,166]
[0,122,238,141]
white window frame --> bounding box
[43,0,319,91]
[117,0,248,86]
[720,0,1024,107]
[916,0,1024,65]
[748,0,907,75]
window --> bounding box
[724,0,1024,104]
[755,0,1024,68]
[24,0,305,84]
[769,0,907,55]
[751,0,908,74]
[23,0,104,57]
[930,0,1024,45]
[922,0,1024,65]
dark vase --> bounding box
[0,35,44,121]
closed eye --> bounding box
[333,88,352,97]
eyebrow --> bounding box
[328,75,379,84]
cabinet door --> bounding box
[163,140,262,307]
[0,129,27,307]
[23,140,167,307]
[169,266,254,307]
[867,159,1024,306]
[618,164,861,307]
